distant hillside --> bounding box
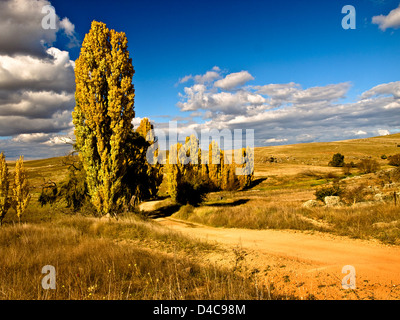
[255,133,400,167]
[19,133,400,193]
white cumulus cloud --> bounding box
[264,138,288,143]
[361,81,400,99]
[354,130,367,135]
[372,4,400,31]
[214,71,254,90]
[378,129,390,136]
[174,67,400,147]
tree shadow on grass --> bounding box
[146,204,181,219]
[249,177,268,188]
[204,199,249,207]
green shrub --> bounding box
[38,181,58,207]
[314,184,343,202]
[58,160,89,212]
[329,153,344,167]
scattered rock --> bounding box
[374,193,384,202]
[324,196,343,207]
[302,200,322,208]
[100,213,112,222]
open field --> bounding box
[0,210,278,300]
[2,133,400,300]
[170,135,400,246]
[254,133,400,169]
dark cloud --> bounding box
[0,0,58,57]
[0,111,72,136]
[0,0,77,159]
[0,0,79,58]
[0,49,75,94]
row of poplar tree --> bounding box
[165,136,254,201]
[0,153,30,225]
[40,21,253,218]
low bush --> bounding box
[388,154,400,167]
[357,159,380,174]
[341,184,370,204]
[329,153,344,167]
[314,184,343,202]
[38,181,58,207]
[342,163,352,176]
[391,167,400,182]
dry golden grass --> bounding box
[173,133,399,245]
[0,214,279,300]
[2,133,400,300]
[174,202,315,230]
[303,203,400,244]
[173,146,400,246]
[174,191,400,245]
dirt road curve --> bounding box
[156,217,400,300]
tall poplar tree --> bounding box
[13,156,30,223]
[125,118,163,202]
[208,141,221,190]
[73,21,135,216]
[165,143,183,199]
[236,146,254,190]
[0,152,10,226]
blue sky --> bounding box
[51,0,400,113]
[0,0,400,158]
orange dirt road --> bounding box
[156,217,400,300]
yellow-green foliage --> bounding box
[221,151,238,191]
[0,152,10,225]
[165,137,254,198]
[136,117,153,141]
[166,135,206,198]
[208,141,221,189]
[135,118,163,199]
[165,143,183,199]
[73,21,135,216]
[13,156,30,222]
[236,146,254,189]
